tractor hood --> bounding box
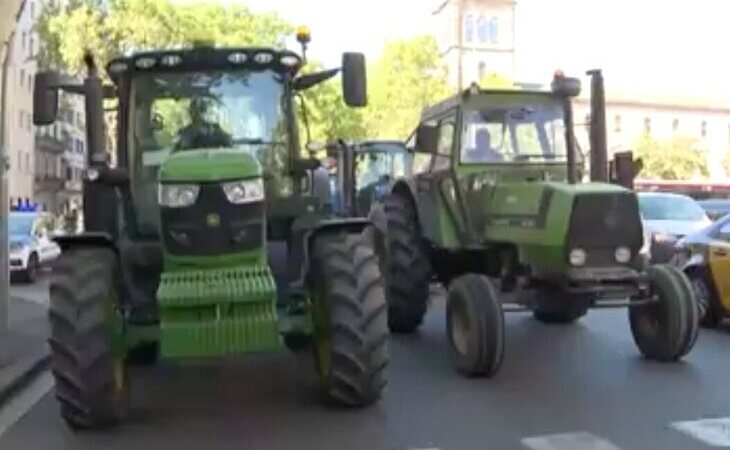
[159,148,262,183]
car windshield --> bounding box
[8,214,35,236]
[639,195,708,221]
[461,94,567,164]
[129,69,287,236]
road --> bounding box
[9,273,50,306]
[0,294,729,450]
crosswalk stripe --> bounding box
[521,431,622,450]
[671,417,730,447]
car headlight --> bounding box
[652,232,677,243]
[158,183,200,208]
[222,178,264,204]
[615,246,632,263]
[569,248,587,266]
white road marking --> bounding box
[672,417,730,447]
[522,431,622,450]
[0,371,54,437]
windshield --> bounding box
[129,69,287,235]
[355,147,407,190]
[639,195,708,221]
[461,94,566,164]
[9,214,35,236]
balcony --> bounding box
[35,133,65,154]
[34,173,65,192]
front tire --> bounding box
[48,248,129,429]
[19,253,39,283]
[629,265,698,362]
[311,233,389,406]
[446,274,505,377]
[384,193,431,333]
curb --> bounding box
[0,346,51,405]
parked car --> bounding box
[8,211,62,283]
[672,213,730,327]
[637,192,712,263]
[697,198,730,221]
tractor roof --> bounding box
[105,47,303,82]
[420,87,556,120]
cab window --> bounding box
[432,120,455,172]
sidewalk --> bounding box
[0,294,50,404]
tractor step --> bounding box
[157,265,281,358]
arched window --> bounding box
[489,17,499,43]
[464,15,474,43]
[476,16,489,43]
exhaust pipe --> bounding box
[587,69,608,182]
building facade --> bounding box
[4,0,86,214]
[433,0,730,180]
[433,0,516,90]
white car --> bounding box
[8,211,62,283]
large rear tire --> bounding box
[629,264,698,361]
[446,274,505,377]
[311,233,389,406]
[384,193,431,333]
[48,248,129,429]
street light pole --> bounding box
[0,35,13,332]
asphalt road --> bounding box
[9,273,50,306]
[1,297,729,450]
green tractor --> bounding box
[33,30,389,429]
[378,70,698,376]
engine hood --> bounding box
[159,148,262,183]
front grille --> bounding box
[567,192,643,266]
[161,183,265,256]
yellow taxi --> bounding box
[672,213,730,327]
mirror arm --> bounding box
[293,68,340,91]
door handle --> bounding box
[713,249,728,257]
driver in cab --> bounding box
[175,96,232,150]
[464,128,503,163]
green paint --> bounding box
[157,264,281,358]
[164,249,266,272]
[159,148,262,183]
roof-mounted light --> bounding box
[160,54,182,67]
[280,55,299,67]
[296,25,311,44]
[135,57,157,69]
[254,52,274,64]
[108,61,128,74]
[554,69,565,78]
[228,52,248,64]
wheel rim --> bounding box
[450,302,469,356]
[691,277,710,316]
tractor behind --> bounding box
[380,70,698,376]
[33,30,389,430]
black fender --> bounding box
[53,232,118,254]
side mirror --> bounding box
[415,123,439,154]
[33,71,60,125]
[551,75,581,97]
[342,52,367,107]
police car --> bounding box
[8,211,62,283]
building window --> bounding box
[19,69,24,87]
[478,61,486,80]
[701,120,707,138]
[18,111,23,128]
[26,112,31,132]
[25,153,30,173]
[30,1,34,19]
[673,118,679,133]
[644,117,651,135]
[66,166,72,180]
[21,32,26,50]
[28,74,32,91]
[464,14,474,43]
[489,16,499,43]
[613,114,621,133]
[476,16,489,43]
[29,37,34,58]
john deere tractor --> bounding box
[377,70,698,377]
[33,29,389,429]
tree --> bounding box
[363,35,451,140]
[633,134,708,180]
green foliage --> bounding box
[364,35,451,140]
[36,0,292,73]
[633,134,708,180]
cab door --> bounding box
[707,221,730,310]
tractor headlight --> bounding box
[222,178,264,204]
[568,248,587,266]
[158,183,200,208]
[615,246,632,263]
